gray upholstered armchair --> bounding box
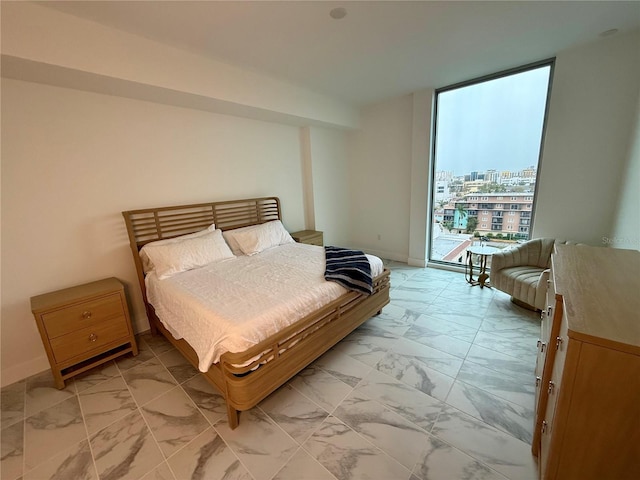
[490,238,559,311]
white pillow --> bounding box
[224,220,294,256]
[142,229,234,279]
[140,224,215,273]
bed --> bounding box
[122,196,390,428]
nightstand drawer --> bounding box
[42,293,123,338]
[31,277,138,388]
[50,316,131,363]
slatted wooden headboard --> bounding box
[122,196,281,305]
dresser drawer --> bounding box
[50,316,131,363]
[42,293,123,338]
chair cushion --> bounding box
[493,266,546,309]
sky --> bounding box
[434,65,551,176]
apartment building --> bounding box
[444,193,533,238]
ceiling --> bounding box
[40,1,640,107]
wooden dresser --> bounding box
[31,277,138,388]
[532,244,640,480]
[290,229,324,246]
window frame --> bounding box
[428,58,555,267]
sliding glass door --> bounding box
[430,61,553,265]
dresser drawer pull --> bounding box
[555,336,563,350]
[536,376,541,387]
[541,421,548,434]
[546,306,552,317]
[548,381,555,394]
[82,311,92,320]
[540,342,546,353]
[88,333,98,342]
[537,339,542,349]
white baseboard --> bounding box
[407,257,427,267]
[1,355,50,387]
[1,312,150,388]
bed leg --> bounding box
[149,320,158,336]
[227,404,239,430]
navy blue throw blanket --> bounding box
[324,246,373,295]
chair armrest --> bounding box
[537,268,551,289]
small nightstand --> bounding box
[31,277,138,388]
[290,229,324,246]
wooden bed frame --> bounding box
[122,196,390,428]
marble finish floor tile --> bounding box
[446,381,534,444]
[6,264,544,480]
[23,439,96,480]
[472,330,538,360]
[122,357,178,406]
[403,322,473,359]
[79,375,137,435]
[116,335,156,372]
[1,420,24,480]
[289,366,353,413]
[157,348,200,385]
[141,386,209,458]
[376,340,456,401]
[260,384,329,443]
[1,381,25,429]
[140,462,175,480]
[356,368,443,431]
[167,427,252,480]
[181,374,227,425]
[456,361,535,410]
[333,390,431,469]
[273,447,337,480]
[24,396,87,471]
[303,415,412,480]
[313,349,372,388]
[465,344,535,380]
[432,407,536,480]
[215,408,298,480]
[413,435,507,480]
[90,410,164,480]
[364,303,420,336]
[73,361,121,393]
[25,370,76,417]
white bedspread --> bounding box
[146,243,384,371]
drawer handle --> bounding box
[548,381,555,394]
[542,420,548,434]
[82,311,92,320]
[555,336,563,350]
[88,333,98,342]
[535,376,541,387]
[546,306,552,317]
[540,342,546,353]
[536,339,542,349]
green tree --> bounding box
[443,220,453,232]
[466,216,478,234]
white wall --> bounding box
[611,95,640,251]
[0,79,307,385]
[533,30,640,245]
[347,95,414,261]
[347,31,640,262]
[1,1,358,129]
[308,127,351,247]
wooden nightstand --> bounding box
[290,230,323,246]
[31,277,138,388]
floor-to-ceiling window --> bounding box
[429,60,553,265]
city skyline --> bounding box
[434,65,551,176]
